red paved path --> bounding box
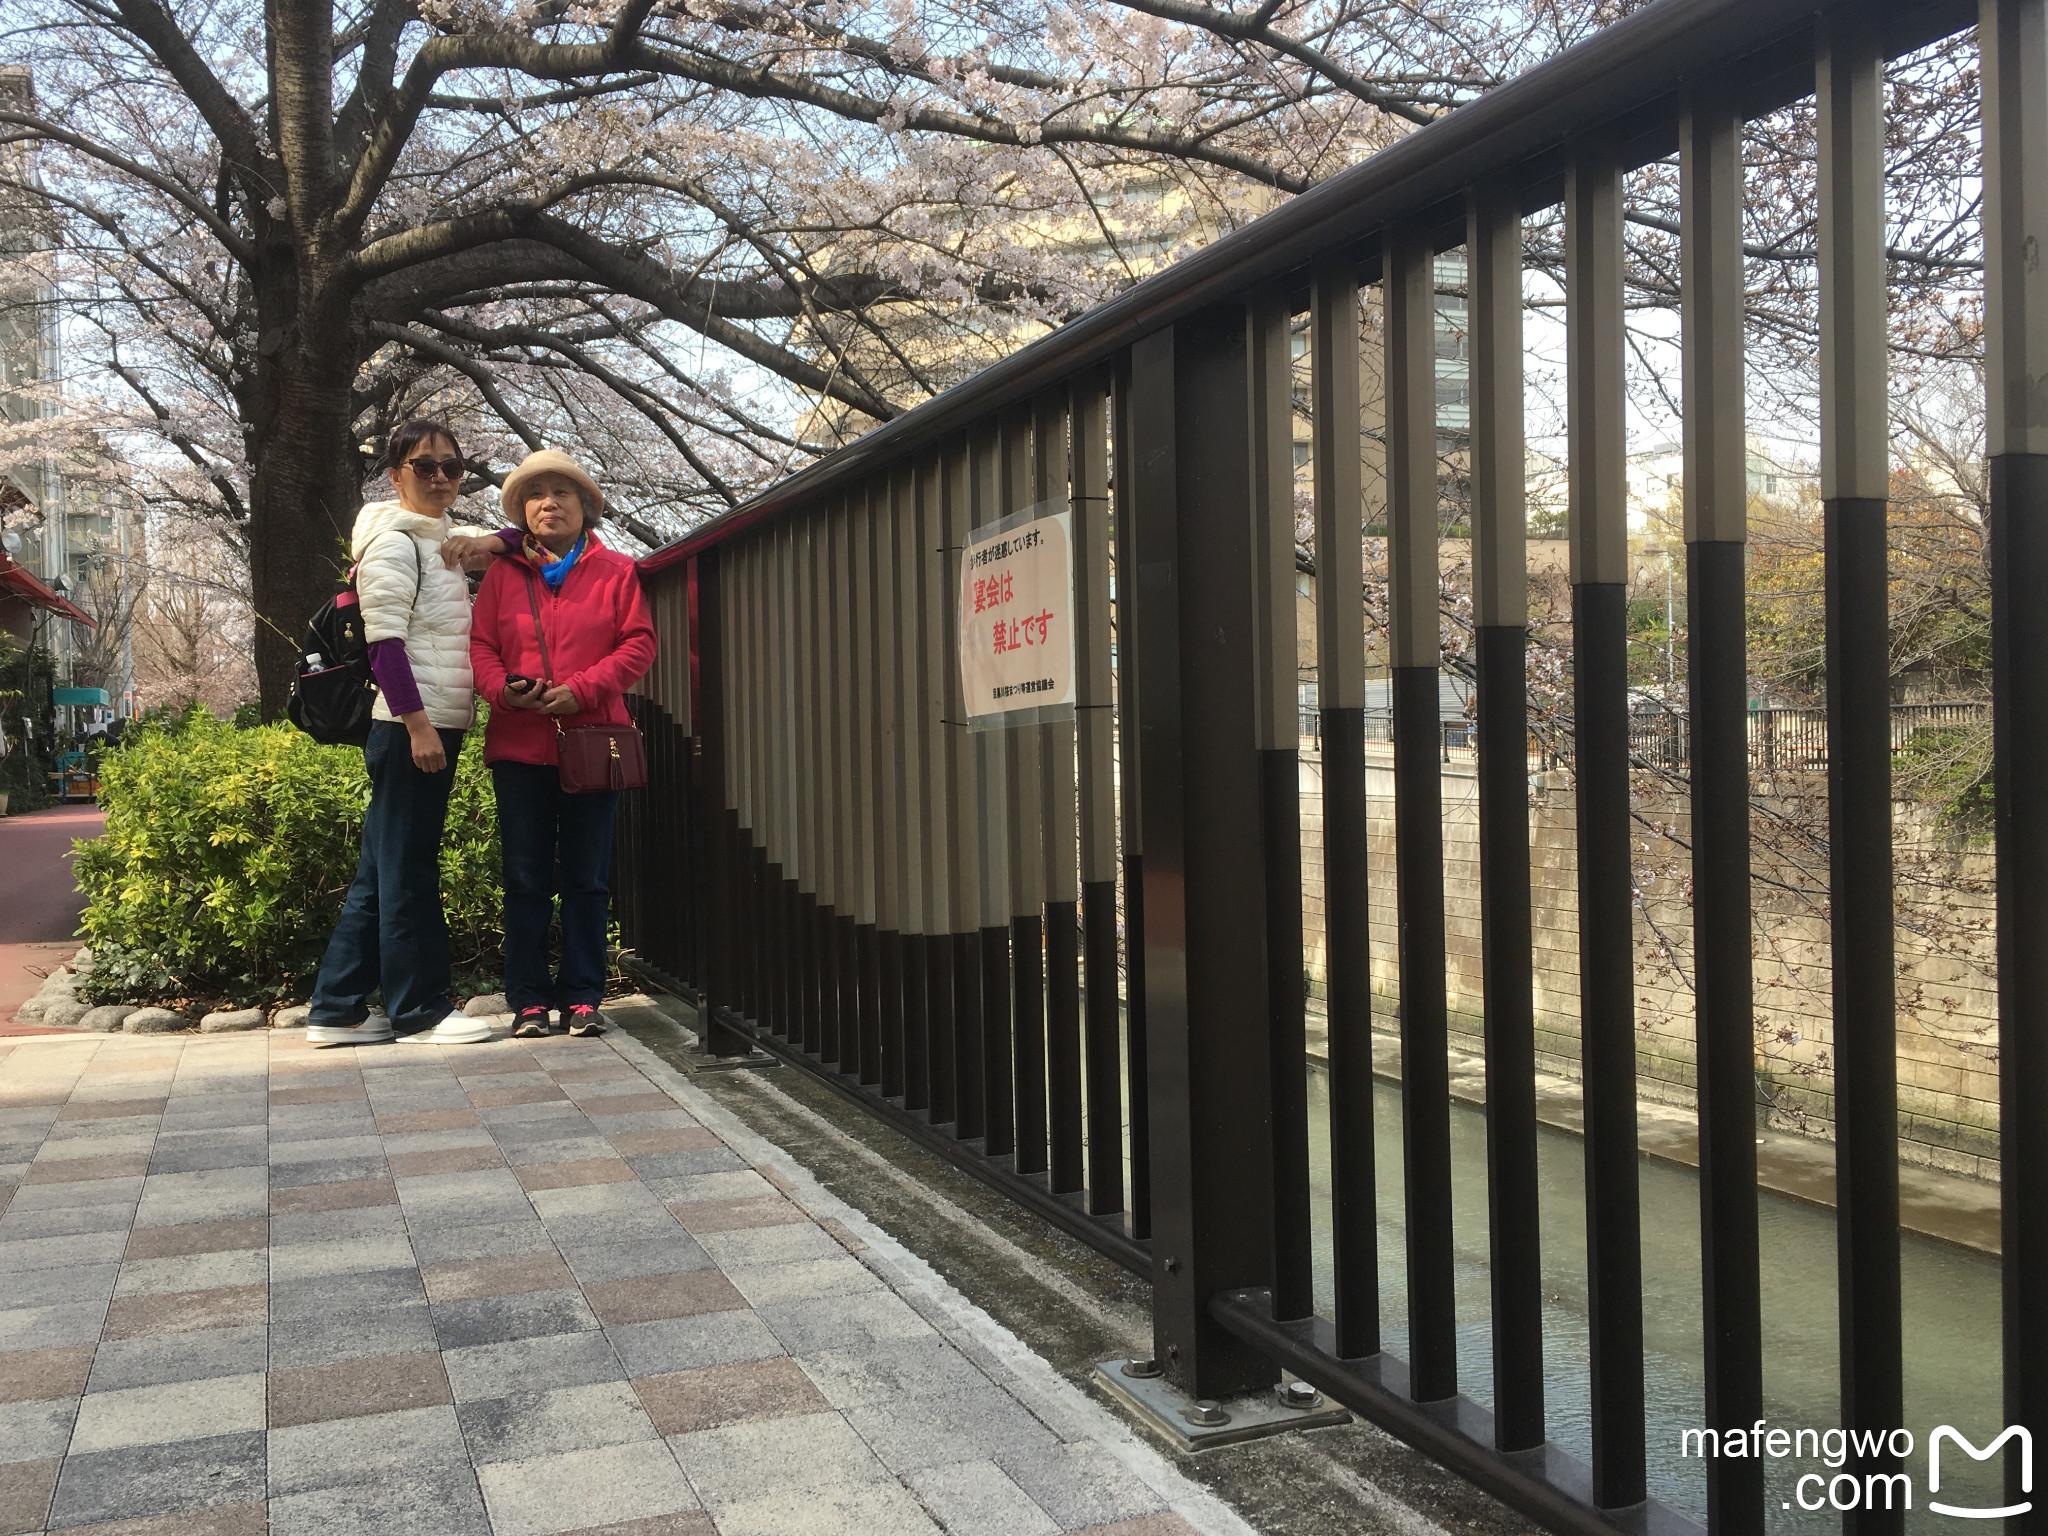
[0,803,104,1031]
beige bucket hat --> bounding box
[500,449,605,527]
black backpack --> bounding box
[284,534,423,747]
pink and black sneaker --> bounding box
[565,1005,606,1038]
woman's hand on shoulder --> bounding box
[442,534,500,572]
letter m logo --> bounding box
[1929,1426,2033,1519]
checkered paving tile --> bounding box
[0,1027,1202,1536]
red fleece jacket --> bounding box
[469,530,657,768]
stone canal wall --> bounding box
[1294,747,2002,1182]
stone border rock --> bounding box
[10,946,504,1035]
[199,1007,266,1033]
[11,947,257,1034]
[124,1008,190,1034]
[11,949,115,1031]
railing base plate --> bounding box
[668,1028,780,1073]
[617,985,780,1074]
[673,1041,781,1074]
[1091,1359,1350,1453]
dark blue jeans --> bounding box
[309,722,466,1031]
[492,761,619,1012]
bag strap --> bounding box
[348,531,426,605]
[519,569,572,741]
[521,569,557,686]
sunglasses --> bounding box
[405,456,465,481]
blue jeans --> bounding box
[309,722,466,1031]
[492,761,619,1011]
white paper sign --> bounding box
[958,506,1076,727]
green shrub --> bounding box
[74,708,504,1008]
[1895,721,1994,837]
[78,943,178,1007]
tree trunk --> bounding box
[247,352,363,719]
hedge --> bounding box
[74,707,504,1009]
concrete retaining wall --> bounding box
[1295,746,2002,1182]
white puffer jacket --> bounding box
[351,500,476,731]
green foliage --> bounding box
[77,942,177,1007]
[1895,722,1995,837]
[73,708,504,1007]
[0,739,53,811]
[1625,593,1681,691]
[1527,499,1569,539]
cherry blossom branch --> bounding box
[98,339,250,523]
[105,0,268,193]
[0,114,254,261]
[336,0,660,240]
[1100,0,1438,127]
[399,311,741,505]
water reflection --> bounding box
[1301,1068,2004,1533]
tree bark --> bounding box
[247,347,364,719]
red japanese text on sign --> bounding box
[959,507,1075,722]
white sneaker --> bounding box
[397,1011,494,1045]
[308,1008,394,1047]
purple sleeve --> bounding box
[494,527,523,553]
[367,638,425,717]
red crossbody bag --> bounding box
[520,569,648,793]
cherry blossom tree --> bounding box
[0,0,1554,713]
[0,0,1987,719]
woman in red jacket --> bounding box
[469,449,657,1038]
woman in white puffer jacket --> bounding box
[305,418,495,1048]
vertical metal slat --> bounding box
[1983,8,2048,1528]
[1469,183,1544,1453]
[1252,286,1313,1323]
[1565,145,1648,1510]
[851,488,882,1085]
[1072,370,1124,1217]
[1387,227,1458,1404]
[1313,254,1379,1359]
[1002,405,1047,1173]
[888,464,922,1105]
[1681,91,1765,1536]
[1132,312,1277,1397]
[1818,25,1907,1535]
[1112,350,1153,1241]
[1037,388,1086,1196]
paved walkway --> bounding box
[0,1021,1228,1536]
[0,806,104,1034]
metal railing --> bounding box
[1618,699,1992,775]
[611,3,2044,1535]
[1298,708,1475,759]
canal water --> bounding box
[1301,1069,2007,1534]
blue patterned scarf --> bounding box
[526,531,587,590]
